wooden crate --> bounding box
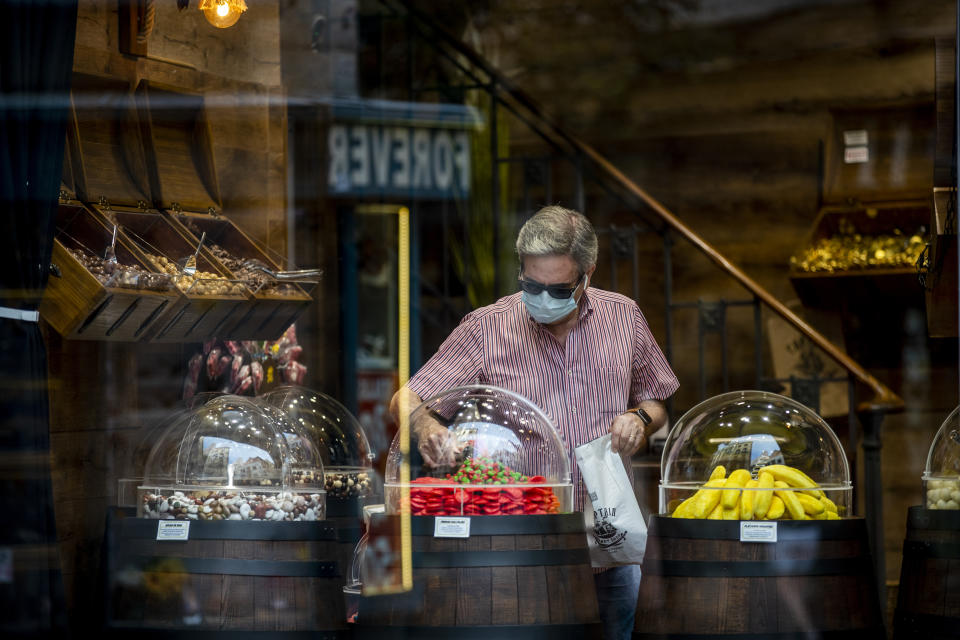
[789,200,929,310]
[89,205,251,342]
[166,210,314,341]
[40,201,180,341]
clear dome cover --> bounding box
[922,405,960,510]
[261,386,378,501]
[138,394,326,521]
[660,390,851,520]
[384,385,572,515]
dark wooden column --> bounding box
[858,407,887,608]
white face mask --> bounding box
[522,275,586,324]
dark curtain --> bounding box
[0,0,77,636]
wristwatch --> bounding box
[629,407,653,426]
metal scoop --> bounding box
[104,224,118,266]
[241,258,323,282]
[178,231,206,276]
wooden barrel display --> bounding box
[894,506,960,639]
[355,513,601,639]
[105,512,352,637]
[634,515,884,638]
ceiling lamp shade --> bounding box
[199,0,247,29]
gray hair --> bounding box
[516,205,598,273]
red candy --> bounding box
[407,459,560,516]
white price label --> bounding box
[843,129,868,146]
[434,516,471,538]
[157,520,191,541]
[844,146,869,164]
[740,521,777,543]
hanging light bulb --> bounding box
[198,0,247,29]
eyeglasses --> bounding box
[518,273,584,299]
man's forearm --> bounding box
[389,386,423,429]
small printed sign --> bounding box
[843,129,869,146]
[844,146,869,164]
[740,521,777,543]
[0,547,11,583]
[434,516,471,538]
[156,520,191,541]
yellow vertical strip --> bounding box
[397,206,413,591]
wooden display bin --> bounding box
[166,210,314,340]
[91,205,251,342]
[789,200,929,310]
[40,200,180,341]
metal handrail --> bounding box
[397,0,903,415]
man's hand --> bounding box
[416,420,462,468]
[609,412,648,456]
[389,386,462,468]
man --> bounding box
[390,205,679,640]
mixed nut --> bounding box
[145,253,246,296]
[180,218,300,296]
[207,243,300,296]
[140,490,325,521]
[68,247,171,291]
[325,471,375,500]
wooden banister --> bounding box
[399,0,904,415]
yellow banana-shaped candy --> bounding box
[671,496,697,518]
[753,471,775,518]
[819,496,838,513]
[765,495,785,519]
[707,502,723,519]
[722,468,751,510]
[722,497,741,520]
[774,480,805,520]
[692,478,726,519]
[761,464,825,498]
[740,479,759,520]
[709,465,727,481]
[796,493,825,516]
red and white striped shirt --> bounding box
[407,287,679,512]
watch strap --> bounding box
[631,407,653,426]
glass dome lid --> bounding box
[924,405,960,479]
[262,385,374,470]
[142,394,323,491]
[387,384,571,485]
[382,385,572,515]
[662,390,851,491]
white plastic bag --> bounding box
[575,433,648,567]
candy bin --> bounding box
[659,390,852,520]
[357,385,599,637]
[261,385,380,515]
[894,405,960,639]
[106,394,347,635]
[636,390,883,637]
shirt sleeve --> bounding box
[406,311,483,401]
[629,304,679,405]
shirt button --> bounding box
[571,406,578,414]
[567,368,573,376]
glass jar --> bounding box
[660,390,851,520]
[138,394,326,521]
[384,384,572,515]
[923,405,960,511]
[261,386,379,502]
